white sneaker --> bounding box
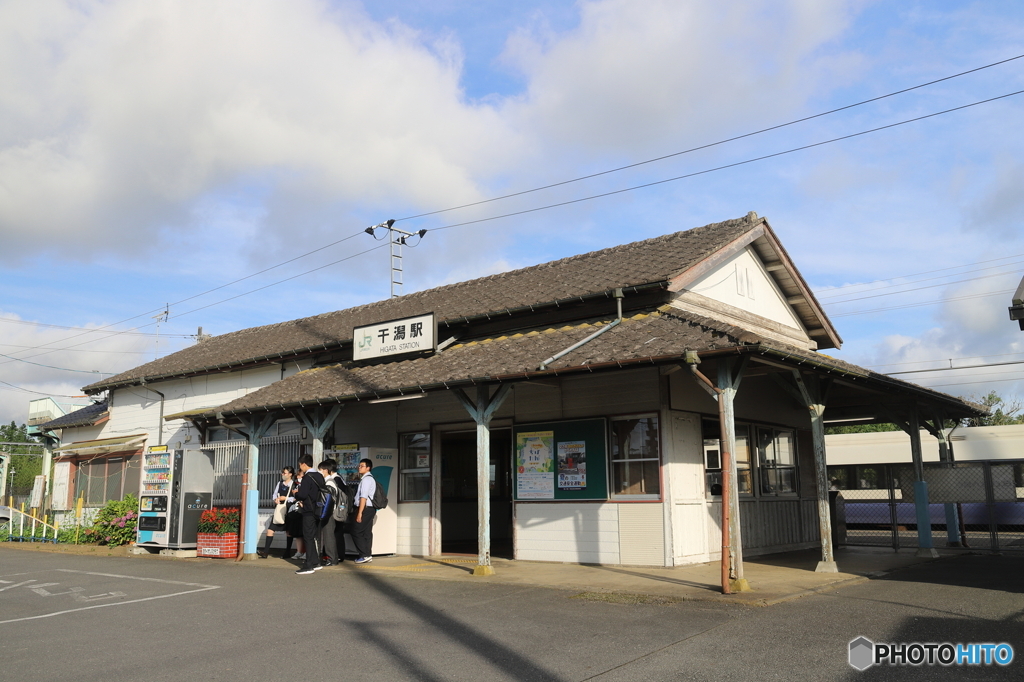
[294,552,306,560]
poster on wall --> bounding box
[557,441,587,490]
[516,431,554,499]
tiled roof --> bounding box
[37,400,109,430]
[206,308,983,418]
[207,309,736,414]
[84,214,760,393]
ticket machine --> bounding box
[137,446,215,549]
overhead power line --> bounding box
[7,57,1023,372]
[394,52,1024,223]
[821,268,1023,305]
[886,360,1024,375]
[427,89,1024,234]
[816,255,1024,300]
[868,351,1024,370]
[829,288,1015,317]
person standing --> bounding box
[257,466,294,559]
[318,459,341,566]
[352,458,377,564]
[293,454,326,575]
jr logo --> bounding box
[357,333,373,349]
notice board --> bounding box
[513,418,607,501]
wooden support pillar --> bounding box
[453,384,513,576]
[907,405,938,558]
[295,405,343,462]
[922,414,962,547]
[773,371,837,573]
[232,412,278,560]
[717,358,749,590]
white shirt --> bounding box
[355,472,377,508]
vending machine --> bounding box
[328,446,397,555]
[137,446,215,549]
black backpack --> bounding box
[367,473,388,509]
[311,477,334,521]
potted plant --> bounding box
[196,507,240,558]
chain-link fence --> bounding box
[830,460,1024,553]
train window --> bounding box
[854,465,884,490]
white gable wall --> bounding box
[687,247,803,329]
[671,247,815,349]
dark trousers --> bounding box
[352,507,376,558]
[320,516,338,562]
[301,513,321,570]
[333,518,348,562]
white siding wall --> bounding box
[515,502,620,564]
[618,503,666,565]
[97,363,303,448]
[397,502,430,555]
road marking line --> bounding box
[54,569,218,588]
[0,580,36,592]
[0,586,220,624]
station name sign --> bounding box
[353,313,436,361]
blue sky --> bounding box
[2,0,1023,423]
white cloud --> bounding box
[500,0,857,159]
[0,0,526,262]
[0,310,170,423]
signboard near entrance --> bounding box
[353,313,436,361]
[513,419,607,501]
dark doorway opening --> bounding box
[440,429,513,557]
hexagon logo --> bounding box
[849,637,875,671]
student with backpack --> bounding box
[292,454,327,575]
[352,458,382,564]
[318,459,350,566]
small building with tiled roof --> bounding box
[59,212,983,582]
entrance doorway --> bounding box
[440,429,513,557]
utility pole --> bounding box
[364,220,428,298]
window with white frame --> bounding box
[610,415,660,498]
[399,432,431,501]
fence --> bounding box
[207,435,302,508]
[833,460,1024,553]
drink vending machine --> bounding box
[137,445,215,549]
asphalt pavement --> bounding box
[1,545,1022,681]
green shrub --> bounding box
[87,495,139,546]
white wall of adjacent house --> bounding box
[99,362,307,446]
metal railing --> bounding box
[206,435,302,508]
[1,505,59,543]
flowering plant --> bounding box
[197,507,240,535]
[86,494,139,546]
